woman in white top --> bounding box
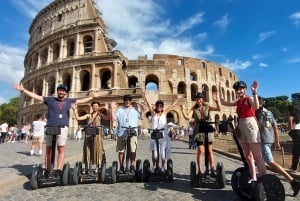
[30,114,46,156]
[142,89,180,172]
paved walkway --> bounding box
[0,136,299,200]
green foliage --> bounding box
[0,97,20,126]
[264,96,291,123]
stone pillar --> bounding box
[59,37,64,60]
[91,63,95,90]
[75,33,80,56]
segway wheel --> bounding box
[255,174,285,201]
[136,159,142,182]
[167,159,173,182]
[190,161,197,187]
[30,166,39,190]
[72,162,79,185]
[231,167,250,198]
[143,159,151,182]
[216,162,226,189]
[62,163,70,186]
[111,161,118,184]
[100,160,106,183]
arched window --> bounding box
[83,35,93,53]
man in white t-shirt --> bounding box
[0,122,8,143]
[30,114,47,156]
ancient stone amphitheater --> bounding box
[18,0,237,134]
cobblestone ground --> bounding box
[0,136,299,201]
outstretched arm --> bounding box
[141,88,154,114]
[179,105,193,121]
[209,93,221,112]
[71,103,88,121]
[165,95,182,113]
[14,83,43,102]
[219,82,236,107]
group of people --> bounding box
[0,122,31,144]
[13,79,300,196]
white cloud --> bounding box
[212,14,230,31]
[252,54,263,60]
[257,31,275,43]
[259,62,268,67]
[288,57,300,64]
[11,0,52,18]
[221,59,251,71]
[282,47,288,52]
[289,12,300,27]
[174,12,205,36]
[97,0,213,59]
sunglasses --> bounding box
[156,104,163,108]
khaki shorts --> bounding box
[238,117,260,143]
[45,126,68,146]
[193,132,214,143]
[32,135,44,143]
[116,135,137,153]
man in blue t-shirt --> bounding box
[111,94,144,173]
[15,83,97,173]
[256,96,299,197]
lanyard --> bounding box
[56,101,65,113]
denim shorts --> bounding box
[261,143,274,163]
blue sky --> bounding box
[1,0,300,104]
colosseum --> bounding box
[18,0,238,135]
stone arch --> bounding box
[201,84,209,102]
[35,79,43,96]
[40,48,48,65]
[67,38,75,57]
[62,72,71,91]
[32,53,39,70]
[83,35,93,54]
[177,81,186,96]
[128,75,138,88]
[226,90,231,102]
[100,69,112,89]
[231,91,235,101]
[190,72,197,81]
[190,83,198,101]
[47,76,56,96]
[145,74,159,90]
[80,70,90,91]
[211,85,218,101]
[53,42,60,61]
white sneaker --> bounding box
[151,167,155,173]
[161,167,165,173]
[30,150,34,156]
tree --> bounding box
[0,97,20,126]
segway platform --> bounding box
[190,120,226,189]
[111,126,142,183]
[142,128,173,182]
[224,120,285,201]
[71,125,106,184]
[31,126,70,189]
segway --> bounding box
[31,126,70,189]
[227,120,285,201]
[190,120,226,189]
[111,126,142,183]
[142,128,173,182]
[71,125,106,184]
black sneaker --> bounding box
[130,165,135,173]
[291,179,300,197]
[120,165,125,173]
[210,170,216,178]
[55,169,62,177]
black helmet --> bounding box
[56,84,68,92]
[194,92,204,99]
[155,100,164,107]
[233,81,247,90]
[123,94,132,101]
